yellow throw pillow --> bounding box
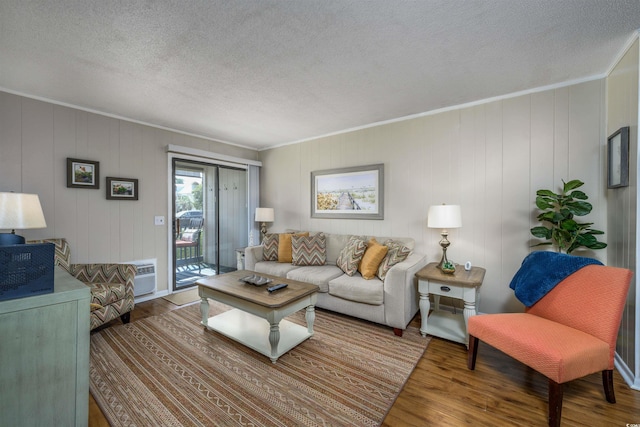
[278,232,309,263]
[358,238,389,279]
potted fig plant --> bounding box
[530,179,607,254]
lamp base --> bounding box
[260,222,268,243]
[437,231,455,274]
[0,233,25,246]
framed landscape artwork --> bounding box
[311,164,384,219]
[106,177,139,200]
[67,158,99,189]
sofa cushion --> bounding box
[286,265,344,293]
[325,233,353,265]
[377,240,412,280]
[336,236,367,276]
[328,274,384,305]
[262,233,279,261]
[278,232,309,263]
[254,261,301,277]
[292,233,327,266]
[358,238,389,279]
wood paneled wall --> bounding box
[259,79,607,314]
[606,38,639,385]
[0,91,258,293]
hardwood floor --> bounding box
[90,298,640,426]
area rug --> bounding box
[162,288,200,306]
[90,302,430,427]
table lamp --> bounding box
[0,192,47,245]
[427,204,462,272]
[255,207,274,242]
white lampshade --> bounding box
[255,207,274,223]
[427,204,462,229]
[0,192,47,230]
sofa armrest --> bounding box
[382,252,429,330]
[69,263,137,297]
[244,246,264,270]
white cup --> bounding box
[464,261,472,271]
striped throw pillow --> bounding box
[262,233,279,261]
[376,240,411,280]
[292,233,327,266]
[336,236,368,276]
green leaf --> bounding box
[536,189,556,197]
[565,201,592,216]
[560,219,578,231]
[558,208,572,220]
[563,180,584,192]
[577,234,597,245]
[585,229,605,235]
[530,226,552,239]
[539,211,557,222]
[552,211,567,222]
[535,197,554,210]
[569,190,588,200]
[587,242,607,249]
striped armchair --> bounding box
[28,238,136,330]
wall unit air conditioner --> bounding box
[130,259,157,297]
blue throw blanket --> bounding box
[509,251,602,307]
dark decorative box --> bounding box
[0,243,55,301]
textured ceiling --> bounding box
[1,1,639,150]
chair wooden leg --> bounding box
[393,328,403,337]
[120,312,131,324]
[467,335,479,370]
[548,379,563,427]
[603,370,616,403]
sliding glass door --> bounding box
[172,159,247,290]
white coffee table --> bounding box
[197,270,318,363]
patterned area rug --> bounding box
[90,302,430,426]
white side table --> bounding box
[415,262,485,347]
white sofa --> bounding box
[244,232,428,336]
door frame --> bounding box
[166,145,261,295]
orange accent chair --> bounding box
[467,264,632,427]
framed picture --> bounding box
[607,126,629,189]
[106,177,139,200]
[67,158,99,189]
[311,164,384,219]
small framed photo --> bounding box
[106,177,139,200]
[607,126,630,189]
[67,158,99,189]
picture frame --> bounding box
[607,126,629,189]
[66,158,99,189]
[311,164,384,219]
[106,177,139,200]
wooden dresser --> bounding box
[0,267,90,426]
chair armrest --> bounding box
[382,252,429,330]
[69,263,137,296]
[244,245,264,270]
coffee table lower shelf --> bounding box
[203,309,313,363]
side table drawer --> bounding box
[428,281,463,298]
